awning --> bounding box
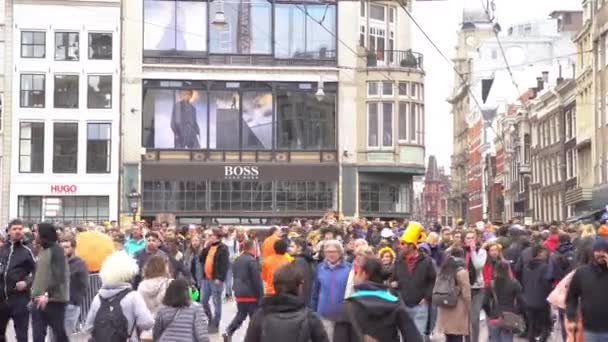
[358,165,425,175]
[566,208,605,223]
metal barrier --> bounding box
[77,273,103,331]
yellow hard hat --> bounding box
[399,221,427,244]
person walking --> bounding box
[223,240,264,341]
[85,251,154,342]
[261,227,282,260]
[310,239,351,340]
[566,238,608,342]
[333,256,422,342]
[133,232,170,288]
[434,247,471,342]
[289,237,315,305]
[244,263,329,342]
[462,229,487,342]
[261,239,292,295]
[200,228,230,334]
[137,256,173,342]
[59,236,89,339]
[391,222,436,339]
[124,223,146,256]
[0,219,36,342]
[30,223,70,342]
[153,278,209,342]
[222,227,239,301]
[521,244,553,342]
[483,261,523,342]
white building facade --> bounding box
[9,0,120,224]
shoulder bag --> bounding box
[490,285,525,334]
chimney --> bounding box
[542,71,549,83]
[536,77,544,91]
[557,65,564,85]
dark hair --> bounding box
[532,243,548,258]
[292,237,308,253]
[493,261,510,281]
[143,255,169,279]
[359,256,386,283]
[558,233,571,244]
[211,227,223,239]
[273,263,303,296]
[439,247,464,278]
[162,278,190,307]
[268,226,279,235]
[273,239,288,255]
[8,219,23,230]
[60,236,77,248]
[242,240,255,251]
[145,232,160,240]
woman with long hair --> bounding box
[434,247,471,342]
[138,256,173,342]
[483,261,524,342]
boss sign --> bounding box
[224,166,260,180]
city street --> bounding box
[4,299,562,341]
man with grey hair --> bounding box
[311,239,351,341]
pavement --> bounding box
[5,300,562,342]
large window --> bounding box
[19,122,44,173]
[210,181,273,211]
[367,102,393,148]
[55,32,79,61]
[53,123,78,173]
[359,182,410,213]
[88,75,112,109]
[209,0,271,54]
[21,31,46,58]
[274,4,336,59]
[54,75,79,108]
[18,196,109,224]
[276,181,333,211]
[89,32,112,60]
[143,181,207,211]
[144,0,207,54]
[87,123,111,173]
[20,74,45,108]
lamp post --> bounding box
[128,189,141,223]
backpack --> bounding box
[260,308,311,342]
[344,302,379,342]
[91,289,134,342]
[432,270,461,308]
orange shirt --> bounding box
[261,254,291,295]
[261,234,280,260]
[204,244,218,280]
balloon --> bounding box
[75,231,115,272]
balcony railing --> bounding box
[565,186,593,205]
[143,50,337,67]
[366,50,424,71]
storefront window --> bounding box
[209,91,240,149]
[210,181,273,211]
[18,196,109,224]
[276,181,334,211]
[274,4,336,59]
[209,0,271,54]
[143,181,207,211]
[359,182,410,213]
[242,91,273,149]
[143,0,207,54]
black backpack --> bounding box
[432,269,461,308]
[260,309,310,342]
[91,289,133,342]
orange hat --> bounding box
[598,225,608,238]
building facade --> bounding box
[122,0,425,225]
[0,0,9,224]
[9,0,120,224]
[422,155,450,225]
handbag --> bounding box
[490,286,525,334]
[344,302,379,342]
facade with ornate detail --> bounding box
[422,155,451,225]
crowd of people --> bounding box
[0,212,607,342]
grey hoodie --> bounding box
[84,283,154,342]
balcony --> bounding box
[565,187,593,205]
[143,50,337,67]
[365,50,424,72]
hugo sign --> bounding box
[50,184,78,194]
[224,166,259,180]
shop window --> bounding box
[18,196,109,225]
[274,4,336,59]
[88,75,112,109]
[55,32,79,61]
[53,122,78,173]
[276,181,334,211]
[144,0,207,54]
[359,182,410,213]
[367,102,393,148]
[210,181,273,211]
[89,32,112,60]
[20,74,45,108]
[209,0,271,54]
[87,123,111,173]
[143,181,207,211]
[19,122,44,173]
[54,75,79,109]
[21,31,46,58]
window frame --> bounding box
[87,75,113,109]
[54,31,79,61]
[367,101,394,149]
[21,31,46,59]
[54,74,80,109]
[53,122,79,174]
[19,122,45,173]
[86,123,112,174]
[20,74,46,108]
[88,32,113,60]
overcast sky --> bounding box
[412,0,582,172]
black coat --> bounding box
[244,293,329,342]
[521,258,552,309]
[566,262,608,332]
[391,253,436,307]
[482,278,524,319]
[0,240,36,301]
[550,242,576,282]
[293,252,315,305]
[67,256,89,306]
[333,282,422,342]
[200,242,230,282]
[232,252,263,300]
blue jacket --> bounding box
[311,260,351,321]
[124,238,145,256]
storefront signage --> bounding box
[224,166,259,180]
[50,184,78,194]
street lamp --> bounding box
[128,189,141,223]
[211,0,228,29]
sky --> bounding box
[412,0,582,172]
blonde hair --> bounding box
[354,246,374,257]
[426,232,439,245]
[580,224,596,238]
